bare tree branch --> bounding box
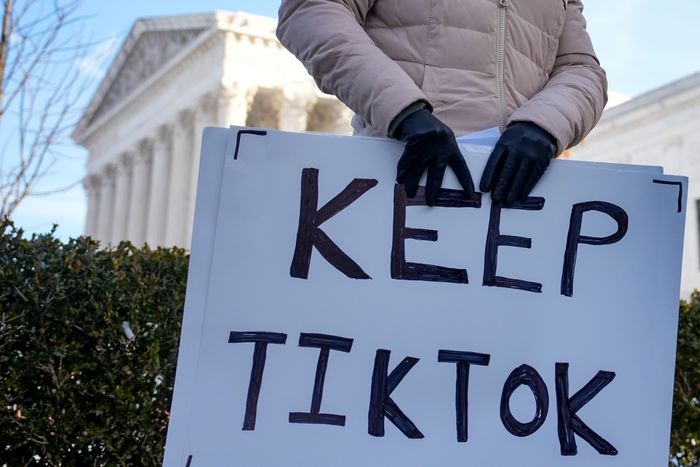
[0,0,100,218]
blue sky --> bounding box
[9,0,700,240]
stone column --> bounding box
[110,153,133,245]
[184,95,218,247]
[146,125,173,247]
[127,143,153,247]
[83,174,100,238]
[96,164,116,246]
[328,102,354,135]
[306,97,354,134]
[165,109,194,247]
[246,88,283,128]
[218,85,252,127]
[279,90,314,132]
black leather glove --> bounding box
[393,109,475,206]
[479,122,558,206]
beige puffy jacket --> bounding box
[277,0,607,154]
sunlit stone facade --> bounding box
[73,12,352,249]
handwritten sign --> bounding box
[163,127,686,467]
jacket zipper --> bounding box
[496,0,509,131]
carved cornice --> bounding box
[103,164,117,182]
[198,92,218,115]
[176,108,195,129]
[592,71,700,139]
[155,123,173,144]
[220,83,256,107]
[74,26,220,145]
[118,151,134,169]
[73,12,290,146]
[77,30,222,148]
[135,139,154,164]
[83,173,101,191]
[73,14,220,139]
[88,29,207,126]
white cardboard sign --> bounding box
[164,127,686,467]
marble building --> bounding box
[72,11,352,249]
[570,71,700,295]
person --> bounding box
[276,0,607,207]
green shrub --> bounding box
[0,222,188,466]
[672,292,700,466]
[0,221,698,465]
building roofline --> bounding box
[71,11,279,144]
[598,70,700,125]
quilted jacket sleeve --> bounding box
[276,0,428,136]
[507,0,608,154]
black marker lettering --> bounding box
[484,198,545,293]
[291,168,378,280]
[228,331,287,430]
[392,184,481,284]
[368,349,424,439]
[500,364,549,437]
[555,362,618,456]
[561,201,628,297]
[289,333,354,426]
[652,179,683,213]
[438,350,491,442]
[233,130,267,160]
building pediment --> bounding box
[89,28,205,125]
[72,11,291,144]
[73,13,220,140]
